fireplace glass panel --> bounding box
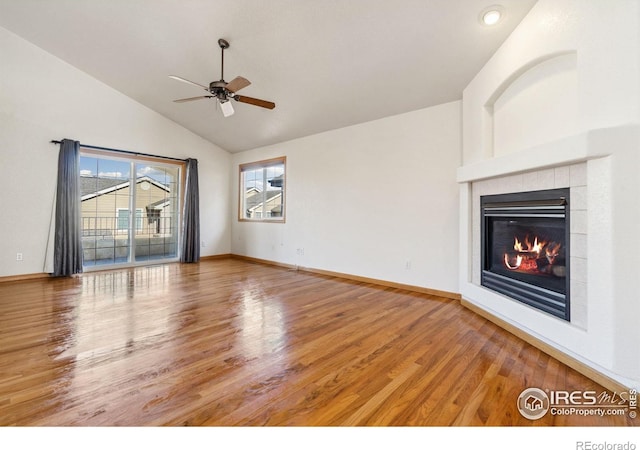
[486,217,567,294]
[480,188,570,321]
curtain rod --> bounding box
[50,140,187,162]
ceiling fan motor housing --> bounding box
[209,80,229,100]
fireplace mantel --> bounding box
[455,126,637,184]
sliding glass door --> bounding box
[79,152,182,268]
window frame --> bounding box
[238,156,286,223]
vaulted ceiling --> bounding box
[0,0,537,152]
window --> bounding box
[116,208,129,231]
[116,208,143,231]
[239,157,286,222]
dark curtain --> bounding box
[181,158,200,263]
[53,139,83,276]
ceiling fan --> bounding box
[169,38,275,117]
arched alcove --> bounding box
[485,52,579,157]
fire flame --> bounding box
[504,235,562,272]
[545,242,562,264]
[513,236,546,255]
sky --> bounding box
[80,155,177,184]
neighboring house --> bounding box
[268,174,284,188]
[244,187,283,219]
[80,175,174,237]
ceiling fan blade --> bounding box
[225,76,251,93]
[173,95,213,103]
[234,95,276,110]
[168,75,209,91]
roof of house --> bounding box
[80,176,124,198]
[245,189,282,211]
[268,175,284,188]
[80,175,169,200]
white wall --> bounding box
[459,0,640,387]
[0,26,232,277]
[231,101,461,294]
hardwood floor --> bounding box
[0,259,635,426]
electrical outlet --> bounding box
[16,253,23,261]
[405,260,411,270]
[201,240,205,248]
[296,248,305,256]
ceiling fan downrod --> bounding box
[208,38,231,102]
[218,38,229,82]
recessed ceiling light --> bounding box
[483,10,501,25]
[480,5,505,26]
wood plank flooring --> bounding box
[0,259,635,426]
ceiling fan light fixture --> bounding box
[220,99,235,117]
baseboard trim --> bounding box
[230,254,299,270]
[0,272,50,283]
[199,253,233,261]
[230,254,461,301]
[461,298,630,393]
[302,266,461,300]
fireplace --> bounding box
[481,188,570,320]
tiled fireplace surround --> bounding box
[471,163,588,328]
